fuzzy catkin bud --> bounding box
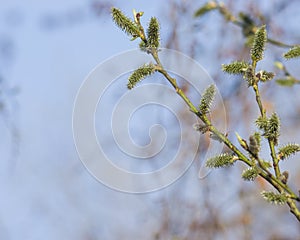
[251,25,267,62]
[147,17,160,48]
[127,63,156,89]
[261,191,287,205]
[199,84,216,114]
[206,153,235,168]
[249,135,259,157]
[111,8,140,38]
[283,46,300,59]
[266,113,280,145]
[257,70,275,82]
[278,143,300,160]
[222,61,249,75]
[242,167,258,181]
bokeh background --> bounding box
[1,0,300,239]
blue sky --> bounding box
[0,1,184,239]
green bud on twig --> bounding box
[255,116,268,132]
[222,61,249,75]
[199,84,216,114]
[251,25,267,62]
[242,167,259,181]
[206,153,237,168]
[111,8,140,38]
[283,46,300,59]
[128,63,156,89]
[266,113,280,145]
[235,132,249,151]
[256,114,280,145]
[253,132,261,151]
[256,70,275,82]
[147,17,160,49]
[249,135,260,157]
[278,143,300,160]
[261,191,287,205]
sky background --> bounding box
[1,1,190,239]
[1,0,300,239]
